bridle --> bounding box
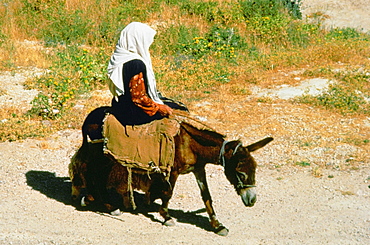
[219,141,256,189]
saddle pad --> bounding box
[102,114,180,175]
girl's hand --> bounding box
[158,104,173,116]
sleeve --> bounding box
[129,72,159,116]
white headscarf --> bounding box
[107,22,163,104]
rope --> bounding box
[127,167,137,210]
[219,141,229,167]
[170,110,216,132]
[219,141,243,167]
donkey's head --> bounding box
[69,152,94,207]
[221,137,273,207]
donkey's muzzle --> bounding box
[240,188,257,207]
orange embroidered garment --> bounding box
[129,72,159,116]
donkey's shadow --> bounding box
[26,170,213,232]
[26,170,72,205]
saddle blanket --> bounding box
[102,114,180,175]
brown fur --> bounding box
[68,147,95,204]
[106,163,170,209]
[69,147,88,200]
[69,141,168,210]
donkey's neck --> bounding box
[195,140,225,166]
[178,122,225,167]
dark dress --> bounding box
[111,59,164,125]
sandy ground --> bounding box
[1,1,370,244]
[0,133,368,244]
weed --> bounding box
[246,14,291,46]
[287,21,320,47]
[301,142,313,147]
[316,86,366,113]
[296,161,311,167]
[0,30,6,47]
[229,85,251,96]
[240,0,285,19]
[312,167,323,177]
[281,0,302,19]
[0,117,53,141]
[303,67,335,78]
[343,138,370,146]
[18,0,90,45]
[339,190,355,196]
[257,97,273,103]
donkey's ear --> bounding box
[246,137,273,152]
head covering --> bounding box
[107,22,163,104]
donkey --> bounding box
[69,107,273,236]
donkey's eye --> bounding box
[237,171,248,181]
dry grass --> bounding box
[184,92,370,170]
[11,40,51,68]
[0,1,25,40]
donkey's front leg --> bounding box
[193,169,229,236]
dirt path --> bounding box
[0,132,369,244]
[1,1,370,244]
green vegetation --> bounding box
[180,25,245,60]
[296,161,311,167]
[0,0,369,141]
[298,68,370,115]
[25,46,108,119]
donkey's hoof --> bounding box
[215,226,229,236]
[110,209,121,216]
[163,218,176,226]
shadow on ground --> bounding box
[25,170,214,233]
[26,170,72,205]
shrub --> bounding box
[239,0,301,19]
[240,0,311,47]
[180,25,245,60]
[281,0,302,19]
[18,0,90,45]
[26,46,108,119]
[325,27,364,41]
[180,0,219,22]
[315,85,367,113]
[299,83,370,115]
[152,24,201,55]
